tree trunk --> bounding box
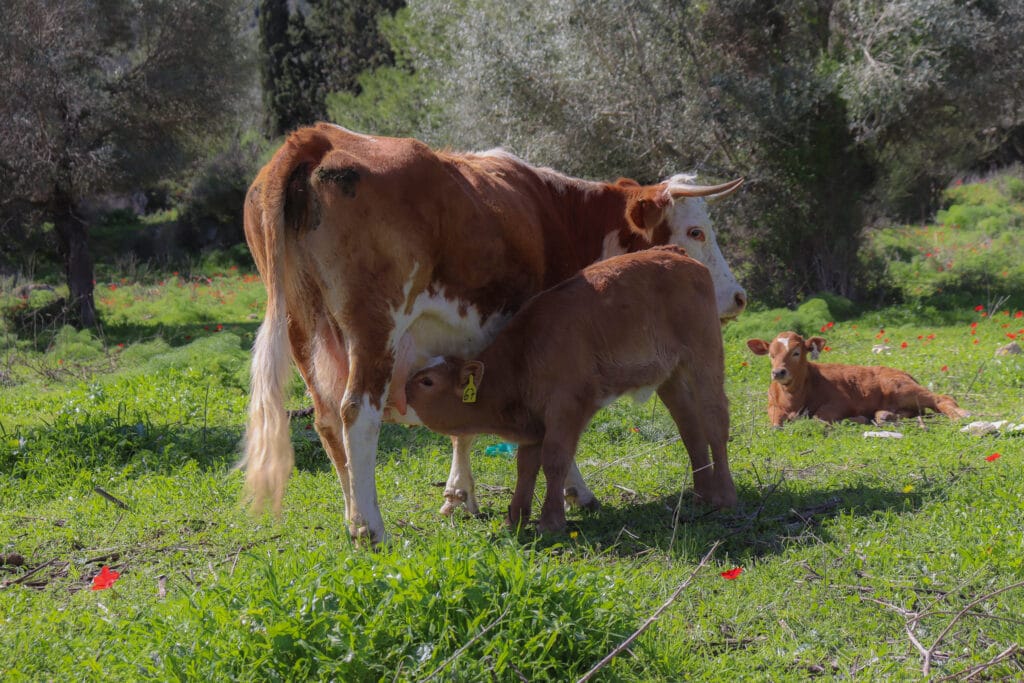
[52,190,96,328]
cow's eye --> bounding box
[419,377,434,387]
[792,350,801,357]
[687,228,705,242]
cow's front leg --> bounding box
[441,435,480,516]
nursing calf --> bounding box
[746,331,969,427]
[405,246,736,533]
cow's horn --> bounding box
[668,177,744,198]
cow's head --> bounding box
[746,331,826,387]
[624,175,747,323]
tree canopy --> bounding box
[0,0,254,326]
[344,0,1024,304]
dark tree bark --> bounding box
[52,189,96,328]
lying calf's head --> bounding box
[405,357,485,434]
[746,331,826,386]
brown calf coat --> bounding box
[406,246,737,533]
[747,331,968,426]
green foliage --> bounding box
[866,170,1024,311]
[723,295,855,342]
[326,66,440,138]
[259,0,406,135]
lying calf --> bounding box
[747,331,969,427]
[405,247,737,532]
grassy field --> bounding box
[1,174,1022,681]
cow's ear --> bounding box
[746,339,770,356]
[627,189,670,239]
[805,337,826,359]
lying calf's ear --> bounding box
[805,336,827,358]
[746,339,770,355]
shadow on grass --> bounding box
[512,479,937,564]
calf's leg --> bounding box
[508,444,541,530]
[658,370,736,509]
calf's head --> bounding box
[624,176,747,323]
[405,358,485,435]
[746,332,826,387]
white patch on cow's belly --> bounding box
[389,269,510,373]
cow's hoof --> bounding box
[565,487,601,512]
[440,488,481,517]
[349,522,387,548]
[694,488,738,510]
[873,411,898,424]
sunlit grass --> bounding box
[2,174,1023,680]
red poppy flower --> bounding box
[721,567,743,580]
[986,453,1001,462]
[973,339,979,345]
[975,305,984,312]
[941,365,948,372]
[900,341,908,348]
[1016,311,1023,319]
[927,334,935,340]
[823,346,831,352]
[91,565,120,591]
[826,322,834,329]
[971,322,978,328]
[216,324,224,331]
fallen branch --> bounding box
[576,541,722,683]
[934,643,1019,682]
[93,486,130,511]
[914,580,1024,676]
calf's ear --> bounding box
[459,361,485,390]
[805,336,827,358]
[746,339,770,355]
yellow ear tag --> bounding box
[462,374,478,404]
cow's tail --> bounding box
[239,128,332,513]
[239,183,294,515]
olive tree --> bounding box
[387,0,1024,304]
[0,0,253,326]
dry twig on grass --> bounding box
[575,540,722,683]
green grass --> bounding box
[2,174,1023,681]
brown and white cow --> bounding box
[241,123,746,543]
[405,246,736,532]
[746,331,969,427]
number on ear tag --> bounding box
[462,374,478,404]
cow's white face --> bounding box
[665,196,747,322]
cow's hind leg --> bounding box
[441,436,480,516]
[658,369,736,509]
[564,461,600,512]
[895,385,969,420]
[302,317,355,521]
